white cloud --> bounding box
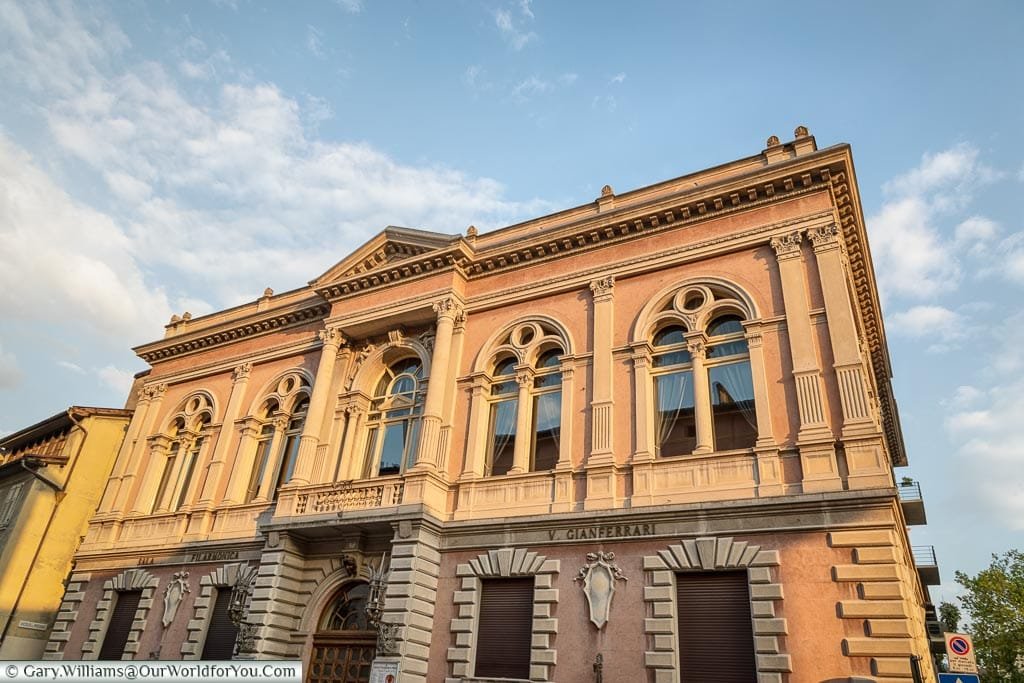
[954,216,999,246]
[883,143,1000,211]
[495,6,536,50]
[559,73,578,86]
[463,65,484,88]
[0,2,552,342]
[0,345,21,388]
[888,305,969,352]
[868,196,960,298]
[945,385,982,409]
[610,72,626,84]
[510,76,551,103]
[306,25,325,58]
[96,365,134,396]
[334,0,363,14]
[58,361,86,375]
[0,135,174,342]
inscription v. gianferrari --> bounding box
[547,523,655,541]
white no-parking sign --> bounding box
[945,632,978,673]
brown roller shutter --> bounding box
[201,588,240,660]
[475,578,533,680]
[676,571,757,682]
[98,590,142,660]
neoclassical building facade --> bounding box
[46,129,938,682]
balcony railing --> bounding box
[292,479,405,516]
[912,545,940,585]
[898,480,927,525]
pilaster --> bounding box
[198,362,252,506]
[744,325,783,496]
[770,230,841,492]
[588,276,615,466]
[114,383,168,513]
[385,521,443,683]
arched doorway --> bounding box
[307,582,377,683]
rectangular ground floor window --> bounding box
[98,590,142,660]
[676,571,756,682]
[475,578,533,679]
[201,588,240,660]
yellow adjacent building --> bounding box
[0,406,132,659]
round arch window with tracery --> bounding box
[362,356,426,477]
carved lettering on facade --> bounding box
[546,523,655,541]
[189,550,240,563]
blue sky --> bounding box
[0,1,1021,608]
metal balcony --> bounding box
[898,480,927,525]
[912,545,940,585]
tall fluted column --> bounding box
[118,383,168,513]
[770,230,841,492]
[686,333,714,455]
[198,363,252,505]
[459,376,491,481]
[338,398,369,480]
[288,326,346,486]
[588,276,615,465]
[223,418,262,504]
[412,297,462,471]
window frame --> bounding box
[361,357,426,478]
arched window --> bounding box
[271,395,309,494]
[484,322,566,476]
[153,394,213,513]
[649,285,758,456]
[652,325,696,458]
[705,315,757,451]
[362,357,425,477]
[243,372,311,502]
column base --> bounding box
[754,445,785,497]
[401,470,448,516]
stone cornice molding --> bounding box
[136,301,330,364]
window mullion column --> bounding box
[338,395,370,480]
[459,375,491,480]
[129,437,171,515]
[686,333,714,454]
[256,417,288,500]
[160,435,195,513]
[222,419,261,504]
[510,369,534,474]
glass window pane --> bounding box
[276,434,301,490]
[653,326,686,347]
[361,428,379,478]
[653,349,692,367]
[707,315,744,337]
[377,422,407,476]
[707,339,748,359]
[493,357,517,377]
[709,361,757,450]
[247,436,273,502]
[535,349,562,368]
[492,380,517,396]
[532,391,560,471]
[488,400,517,476]
[656,371,695,457]
[534,371,562,389]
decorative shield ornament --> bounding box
[575,552,627,629]
[162,571,190,628]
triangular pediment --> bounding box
[311,226,459,286]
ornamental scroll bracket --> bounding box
[574,551,627,629]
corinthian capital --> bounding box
[432,297,464,321]
[807,223,840,250]
[589,276,615,299]
[142,383,168,401]
[319,325,347,348]
[770,231,803,260]
[232,362,253,382]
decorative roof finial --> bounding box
[466,225,478,240]
[794,125,809,138]
[601,185,614,197]
[262,287,274,298]
[766,135,780,148]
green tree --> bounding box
[954,549,1024,682]
[940,600,961,632]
